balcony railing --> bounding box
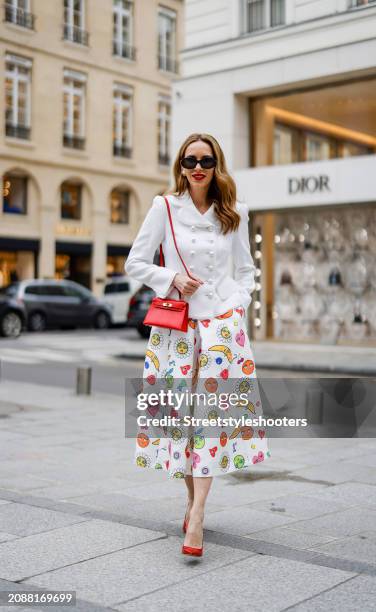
[6,123,31,140]
[158,152,170,166]
[4,3,35,28]
[158,55,179,74]
[112,41,136,61]
[113,143,132,158]
[63,134,85,150]
[63,23,89,46]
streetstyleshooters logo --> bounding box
[288,175,330,194]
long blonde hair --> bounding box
[165,133,241,234]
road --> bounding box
[0,328,353,400]
[0,328,144,396]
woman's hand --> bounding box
[172,272,204,297]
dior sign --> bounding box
[288,175,330,194]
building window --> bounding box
[304,132,336,162]
[63,0,89,45]
[113,0,136,60]
[342,142,372,157]
[158,6,178,73]
[273,124,300,165]
[158,95,171,166]
[61,182,82,220]
[5,54,32,140]
[110,189,129,224]
[273,122,374,164]
[349,1,376,8]
[63,69,86,150]
[113,84,133,158]
[244,0,285,33]
[3,174,28,215]
[4,0,35,29]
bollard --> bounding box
[76,366,92,395]
[305,388,323,424]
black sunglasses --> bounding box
[181,155,217,170]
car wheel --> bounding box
[137,324,151,339]
[28,312,47,332]
[0,311,23,338]
[94,311,111,330]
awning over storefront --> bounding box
[0,237,40,252]
[55,241,92,255]
[107,244,132,257]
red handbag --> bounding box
[143,196,195,332]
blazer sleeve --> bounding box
[124,196,179,298]
[233,203,256,307]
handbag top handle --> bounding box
[159,196,195,299]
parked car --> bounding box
[126,284,154,338]
[1,279,113,332]
[102,276,141,325]
[0,289,26,338]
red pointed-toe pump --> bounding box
[182,534,204,557]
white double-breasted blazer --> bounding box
[124,190,256,319]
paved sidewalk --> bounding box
[115,336,376,375]
[0,381,376,611]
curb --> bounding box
[113,352,376,376]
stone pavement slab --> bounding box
[248,493,349,519]
[63,491,225,522]
[0,518,164,581]
[0,532,18,544]
[245,526,338,550]
[287,574,376,611]
[23,536,255,608]
[0,475,58,492]
[298,482,376,508]
[309,531,376,564]
[291,462,376,485]
[206,478,330,507]
[187,506,299,536]
[276,507,376,540]
[0,502,88,537]
[113,553,356,612]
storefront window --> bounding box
[107,255,127,275]
[3,174,27,214]
[0,252,18,287]
[55,252,91,288]
[254,203,376,345]
[110,189,129,224]
[61,182,82,220]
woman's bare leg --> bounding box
[183,476,213,548]
[184,474,194,523]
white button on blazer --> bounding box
[124,190,256,319]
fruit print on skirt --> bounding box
[135,304,271,479]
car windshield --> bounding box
[0,283,19,297]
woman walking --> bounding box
[125,133,271,557]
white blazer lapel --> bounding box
[176,190,217,228]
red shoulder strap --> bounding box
[159,196,194,281]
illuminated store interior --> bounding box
[248,77,376,345]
